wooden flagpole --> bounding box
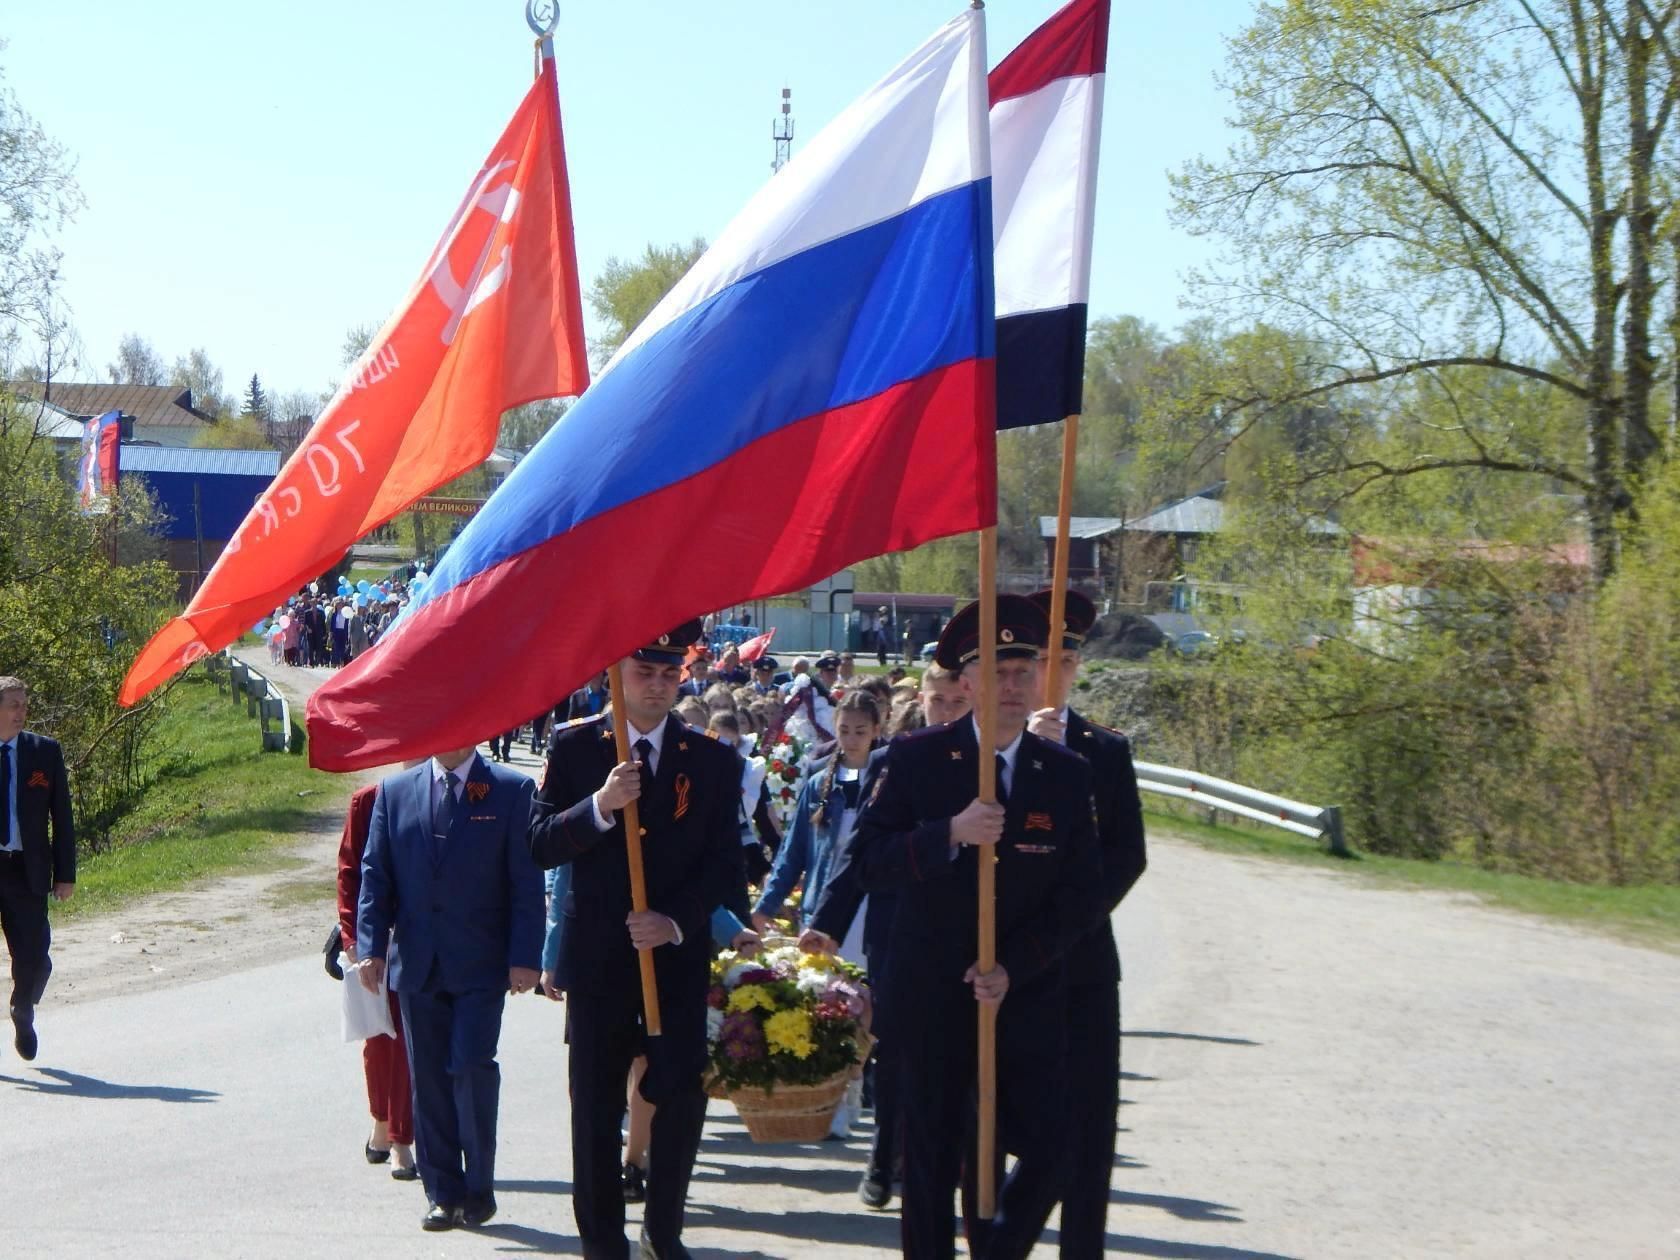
[976,524,1000,1218]
[1042,413,1080,706]
[606,661,662,1037]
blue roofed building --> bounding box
[119,445,280,598]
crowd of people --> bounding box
[334,590,1145,1259]
[261,569,431,670]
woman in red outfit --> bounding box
[336,783,418,1180]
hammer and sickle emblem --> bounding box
[426,160,520,346]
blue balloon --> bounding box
[252,621,267,637]
[357,579,372,593]
[354,593,368,607]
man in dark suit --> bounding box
[853,597,1101,1260]
[675,652,712,700]
[357,745,544,1233]
[0,676,74,1061]
[802,666,969,1209]
[530,621,745,1260]
[1027,589,1146,1259]
[568,671,611,721]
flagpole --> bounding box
[976,525,1000,1220]
[1042,413,1079,706]
[607,661,663,1037]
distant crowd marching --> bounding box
[325,586,1144,1260]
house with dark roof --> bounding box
[11,381,216,446]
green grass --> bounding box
[59,673,352,920]
[1146,802,1680,951]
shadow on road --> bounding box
[688,1201,903,1252]
[475,1220,583,1254]
[1109,1188,1243,1223]
[1123,1029,1261,1047]
[0,1067,219,1103]
[1072,1234,1298,1260]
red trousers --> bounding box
[362,987,412,1145]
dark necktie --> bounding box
[0,743,11,849]
[634,737,655,802]
[995,753,1009,808]
[434,770,458,857]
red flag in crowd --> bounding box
[118,46,588,707]
[737,629,776,662]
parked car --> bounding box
[1173,630,1219,657]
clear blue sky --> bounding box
[4,1,1248,401]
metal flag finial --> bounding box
[526,0,559,36]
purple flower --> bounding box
[735,967,778,987]
[720,1012,766,1062]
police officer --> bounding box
[853,596,1101,1260]
[529,620,746,1260]
[1027,589,1146,1259]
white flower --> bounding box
[706,1008,725,1041]
[795,970,830,997]
[723,960,760,987]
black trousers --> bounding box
[0,858,51,1012]
[865,944,901,1179]
[900,979,1065,1260]
[567,988,707,1260]
[1056,979,1119,1259]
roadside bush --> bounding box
[0,396,177,845]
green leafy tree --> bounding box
[0,391,176,839]
[1172,0,1680,583]
[0,48,83,333]
[587,238,707,364]
[107,333,164,386]
[169,348,228,419]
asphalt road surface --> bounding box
[2,662,1676,1257]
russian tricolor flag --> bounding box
[308,10,995,770]
[991,0,1109,430]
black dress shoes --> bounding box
[858,1167,892,1209]
[638,1230,692,1260]
[461,1194,498,1227]
[11,1007,37,1062]
[364,1141,391,1165]
[622,1161,647,1204]
[422,1202,462,1231]
[391,1163,419,1182]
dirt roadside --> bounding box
[45,650,400,1007]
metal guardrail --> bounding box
[1134,760,1348,856]
[205,652,293,752]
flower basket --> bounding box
[849,1028,876,1080]
[728,1071,850,1143]
[703,1072,730,1101]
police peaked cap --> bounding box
[934,595,1048,669]
[632,618,705,665]
[1027,588,1097,651]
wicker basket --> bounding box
[703,1072,730,1101]
[727,1072,849,1143]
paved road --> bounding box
[1,660,1676,1256]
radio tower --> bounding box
[772,86,794,174]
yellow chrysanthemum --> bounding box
[727,984,777,1015]
[797,952,838,974]
[764,1009,816,1059]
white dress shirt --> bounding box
[590,718,682,944]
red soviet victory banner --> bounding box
[119,47,588,707]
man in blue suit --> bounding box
[358,744,545,1233]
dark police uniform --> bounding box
[529,622,745,1260]
[853,597,1102,1260]
[1030,588,1147,1258]
[807,743,903,1205]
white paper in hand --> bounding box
[340,953,397,1042]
